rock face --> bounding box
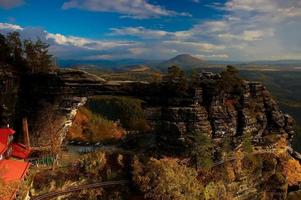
[142,80,294,150]
[139,79,296,200]
[9,69,149,146]
[0,68,298,199]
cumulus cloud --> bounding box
[46,33,133,50]
[0,0,24,9]
[218,30,274,41]
[110,27,170,39]
[107,0,301,60]
[0,23,139,60]
[162,41,225,53]
[1,0,301,61]
[62,0,190,19]
[0,22,23,30]
[195,54,229,59]
[177,0,301,60]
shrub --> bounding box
[283,158,301,186]
[218,65,243,96]
[204,181,228,200]
[165,65,189,96]
[184,132,213,170]
[67,107,125,142]
[78,151,107,175]
[132,157,204,200]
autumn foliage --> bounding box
[132,157,203,200]
[283,158,301,186]
[67,107,125,142]
[0,178,19,200]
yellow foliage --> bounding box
[67,107,125,142]
[0,178,19,200]
[132,157,204,200]
[78,151,107,174]
[204,181,229,200]
[283,158,301,186]
[225,163,236,182]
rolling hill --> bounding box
[156,54,206,70]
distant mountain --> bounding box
[156,54,207,70]
[248,60,301,66]
[58,59,161,70]
[122,65,151,72]
[58,59,116,69]
[58,56,301,72]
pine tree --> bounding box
[190,69,200,87]
[6,31,24,66]
[165,65,188,96]
[0,33,10,63]
[24,39,53,73]
[186,132,213,170]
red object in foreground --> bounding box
[0,159,30,183]
[0,127,32,159]
[0,128,32,200]
[0,159,30,200]
[0,128,15,156]
[12,143,32,159]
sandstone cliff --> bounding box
[1,68,301,199]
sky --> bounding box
[0,0,301,61]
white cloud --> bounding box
[218,30,274,41]
[0,0,24,9]
[0,23,139,60]
[0,22,23,30]
[110,27,170,39]
[46,33,133,50]
[225,0,301,19]
[163,41,225,53]
[2,0,301,62]
[177,0,301,60]
[111,27,194,40]
[195,54,229,59]
[62,0,191,19]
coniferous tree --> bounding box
[242,132,253,154]
[190,69,200,87]
[0,33,10,63]
[222,135,232,159]
[218,65,243,96]
[185,132,213,170]
[0,31,54,73]
[6,32,24,66]
[24,39,53,73]
[165,65,188,96]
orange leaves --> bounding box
[67,107,126,142]
[283,158,301,186]
[132,158,203,200]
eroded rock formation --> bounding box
[0,68,300,199]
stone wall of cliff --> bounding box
[1,68,300,199]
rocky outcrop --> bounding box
[25,69,292,153]
[142,80,294,151]
[1,68,298,199]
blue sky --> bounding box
[0,0,301,61]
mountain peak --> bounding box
[169,54,203,62]
[158,54,205,70]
